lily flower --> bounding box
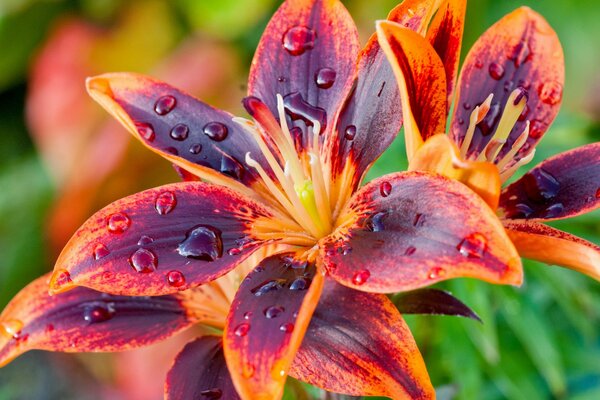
[377,1,599,281]
[1,0,523,398]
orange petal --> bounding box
[376,21,447,162]
[290,281,434,398]
[504,220,600,280]
[322,171,522,293]
[50,181,278,296]
[426,0,467,106]
[86,73,266,199]
[0,273,194,368]
[388,0,442,35]
[223,253,324,400]
[450,7,564,164]
[409,134,501,209]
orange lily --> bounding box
[377,1,599,281]
[1,1,523,399]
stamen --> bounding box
[496,121,530,171]
[500,149,536,182]
[460,93,493,158]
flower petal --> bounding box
[86,73,267,197]
[165,336,240,400]
[499,143,600,221]
[504,220,600,281]
[409,134,501,209]
[450,7,564,161]
[290,281,434,398]
[248,0,359,147]
[322,171,522,293]
[50,181,278,296]
[223,253,324,399]
[325,0,439,191]
[393,288,481,321]
[0,274,193,368]
[426,0,467,105]
[376,21,447,162]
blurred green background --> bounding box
[0,0,599,399]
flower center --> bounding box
[234,95,333,242]
[459,88,535,181]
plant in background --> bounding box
[377,1,599,281]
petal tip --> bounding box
[86,75,113,98]
[48,269,76,295]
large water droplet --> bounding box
[154,95,176,115]
[107,212,131,233]
[83,302,115,324]
[380,181,392,197]
[167,270,186,287]
[135,122,155,142]
[93,243,110,260]
[541,202,564,218]
[264,305,285,319]
[203,122,228,141]
[315,67,336,89]
[538,81,563,105]
[178,225,223,261]
[200,389,223,399]
[220,155,245,181]
[53,269,72,287]
[279,322,294,333]
[457,233,487,258]
[289,277,310,291]
[251,279,286,296]
[283,92,327,132]
[365,211,387,232]
[155,191,177,215]
[344,125,356,140]
[488,63,505,80]
[506,203,534,219]
[170,123,189,141]
[523,168,560,201]
[129,248,158,273]
[1,319,23,339]
[282,26,316,56]
[234,323,250,337]
[509,40,531,67]
[352,269,370,286]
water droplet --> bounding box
[538,81,563,105]
[228,248,242,256]
[189,143,202,154]
[283,92,327,132]
[155,191,177,215]
[315,67,336,89]
[242,363,255,378]
[243,311,253,320]
[107,212,130,233]
[413,213,425,227]
[167,270,186,287]
[528,119,547,139]
[474,59,484,69]
[380,181,392,197]
[506,203,534,219]
[220,155,245,181]
[518,104,530,121]
[45,324,55,333]
[523,168,560,201]
[289,277,310,291]
[251,279,286,296]
[365,211,387,232]
[488,62,505,80]
[154,95,176,115]
[170,123,189,141]
[1,319,23,339]
[428,267,445,279]
[138,235,154,246]
[53,269,72,287]
[282,26,316,56]
[178,225,223,261]
[404,246,416,256]
[504,80,514,93]
[203,122,228,141]
[541,202,564,218]
[457,233,487,258]
[596,188,600,199]
[135,122,155,142]
[92,243,110,260]
[463,102,472,110]
[352,269,370,286]
[344,125,356,140]
[280,323,294,333]
[264,305,285,319]
[234,323,250,337]
[165,146,178,155]
[83,302,115,324]
[129,248,158,273]
[509,40,531,67]
[200,389,223,399]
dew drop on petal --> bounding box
[220,155,245,181]
[413,213,425,227]
[344,125,356,140]
[404,246,416,256]
[129,248,158,273]
[541,202,564,218]
[315,67,336,89]
[83,302,115,324]
[93,243,110,260]
[457,233,487,258]
[170,123,189,141]
[289,277,310,291]
[177,225,223,261]
[264,305,285,319]
[189,143,202,155]
[53,269,72,287]
[596,188,600,199]
[135,122,155,142]
[242,363,255,378]
[138,235,154,246]
[166,270,186,287]
[154,95,176,115]
[155,191,177,215]
[380,181,392,197]
[428,267,445,280]
[365,211,387,232]
[509,40,531,67]
[282,26,316,56]
[523,168,560,201]
[1,319,24,339]
[279,322,294,333]
[538,81,563,105]
[243,311,253,320]
[488,62,505,80]
[200,389,223,399]
[228,248,242,256]
[107,212,130,233]
[203,122,228,141]
[251,279,286,296]
[352,269,370,286]
[234,323,250,337]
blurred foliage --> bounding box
[0,0,598,399]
